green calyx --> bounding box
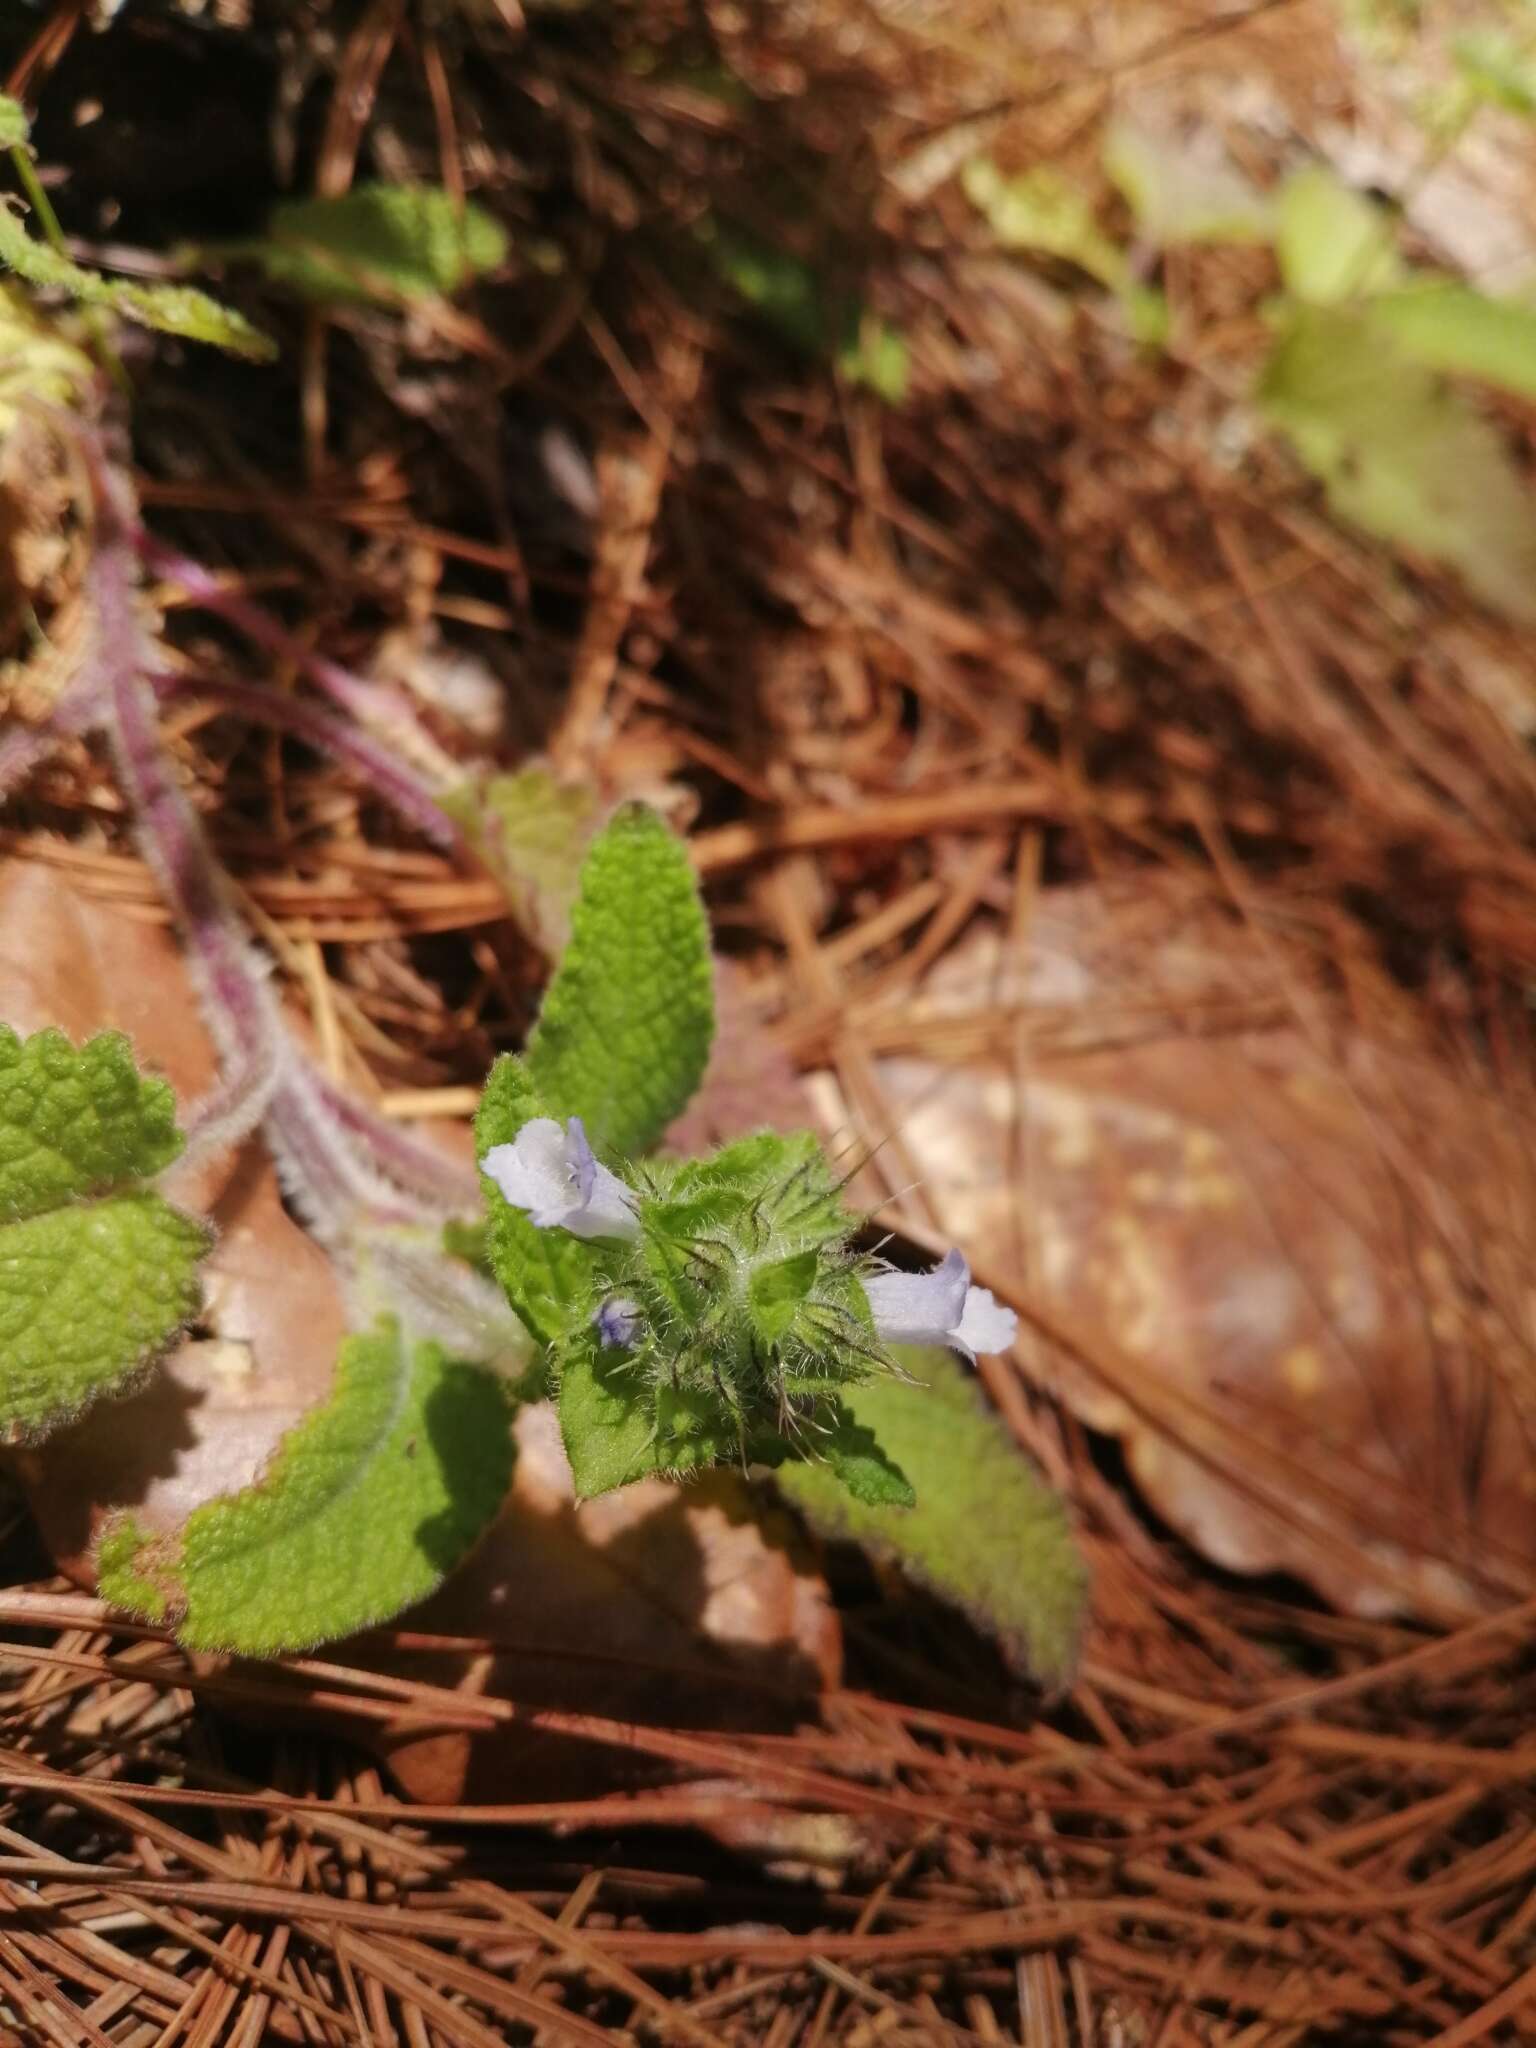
[485,1112,912,1504]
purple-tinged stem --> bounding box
[136,534,458,782]
[90,520,282,1167]
[88,452,483,1265]
[305,1063,477,1211]
[274,1060,466,1223]
[151,670,465,853]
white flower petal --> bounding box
[955,1284,1016,1358]
[562,1153,640,1241]
[481,1118,575,1226]
[863,1248,972,1348]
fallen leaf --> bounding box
[370,1399,841,1805]
[0,859,227,1203]
[819,880,1536,1622]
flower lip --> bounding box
[480,1115,640,1242]
[861,1248,1017,1362]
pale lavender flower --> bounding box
[594,1296,643,1349]
[862,1249,1016,1361]
[480,1116,640,1241]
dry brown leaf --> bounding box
[0,857,231,1206]
[817,879,1536,1621]
[370,1400,841,1806]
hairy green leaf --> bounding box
[819,1400,914,1508]
[98,1320,512,1654]
[526,802,714,1157]
[475,1054,596,1346]
[0,1026,183,1218]
[559,1344,657,1498]
[778,1348,1087,1688]
[0,204,276,360]
[1275,165,1401,304]
[2,1195,210,1443]
[1260,304,1536,623]
[250,184,508,305]
[0,1028,210,1440]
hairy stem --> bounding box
[150,670,463,852]
[90,511,282,1167]
[137,535,459,786]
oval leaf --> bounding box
[526,802,714,1157]
[777,1348,1087,1689]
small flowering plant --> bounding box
[475,802,1018,1509]
[0,262,1082,1673]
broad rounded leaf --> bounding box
[0,1026,183,1220]
[1275,165,1401,304]
[98,1319,513,1654]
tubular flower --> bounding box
[480,1115,640,1242]
[861,1249,1016,1361]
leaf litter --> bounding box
[3,0,1536,2039]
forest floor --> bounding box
[4,1,1536,2041]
